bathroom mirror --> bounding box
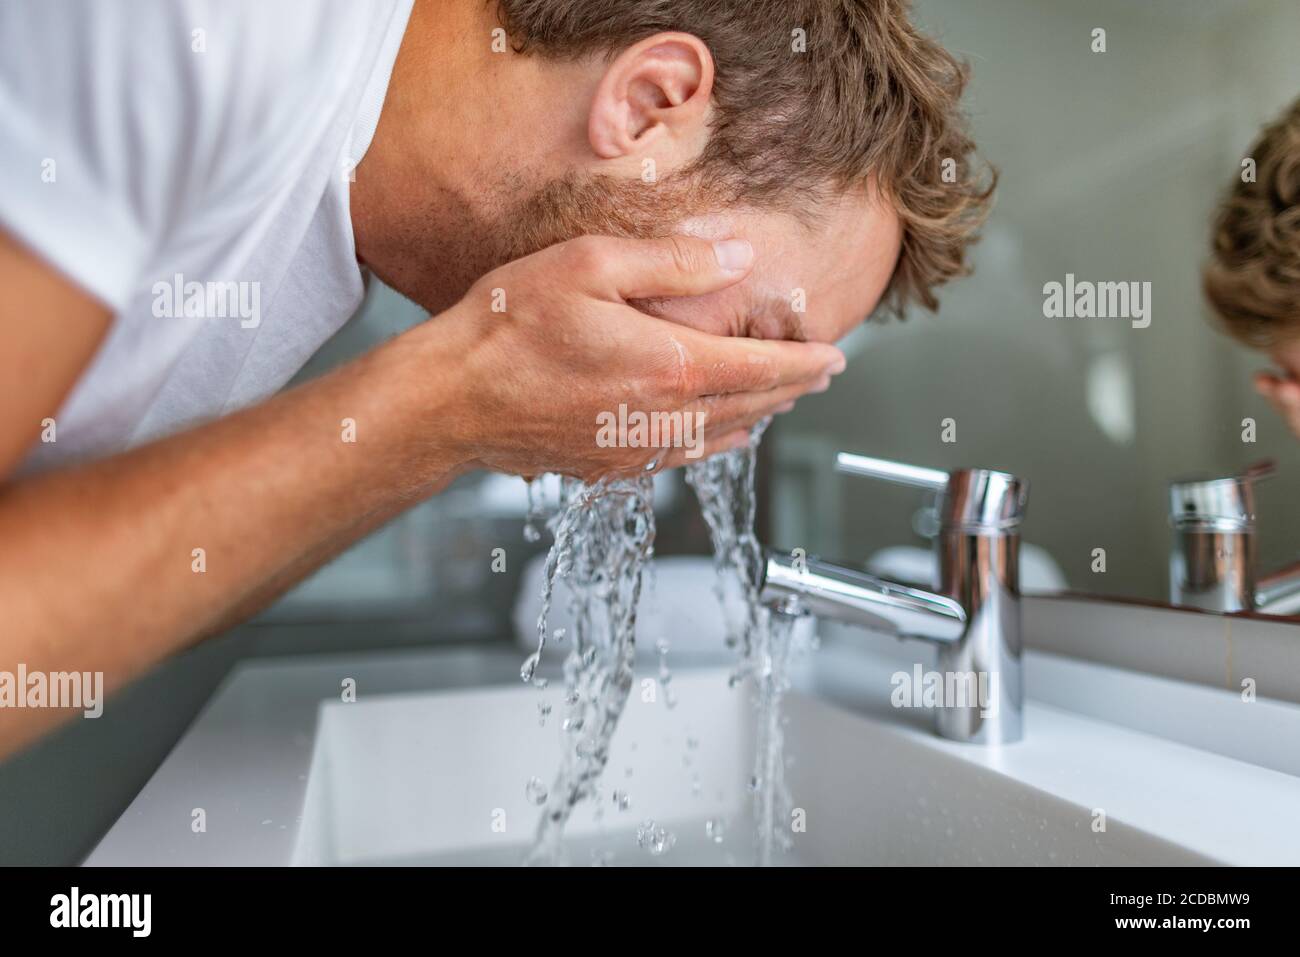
[765,0,1300,610]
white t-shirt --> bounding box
[0,0,414,473]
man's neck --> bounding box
[351,0,477,267]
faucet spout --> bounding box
[760,551,966,643]
[759,453,1028,745]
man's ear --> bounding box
[588,32,714,161]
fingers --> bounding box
[559,234,755,302]
[674,326,846,396]
[601,382,810,478]
[629,381,813,475]
[653,428,753,473]
[1256,370,1286,398]
[688,376,830,435]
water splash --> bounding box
[523,476,656,866]
[520,418,804,866]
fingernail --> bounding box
[776,401,796,414]
[810,375,832,394]
[712,239,753,273]
[826,353,847,375]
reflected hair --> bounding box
[1204,96,1300,348]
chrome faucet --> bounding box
[760,453,1028,745]
[1169,461,1300,614]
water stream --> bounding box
[685,421,807,866]
[522,475,656,866]
[522,421,807,865]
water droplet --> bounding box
[537,703,552,726]
[635,819,675,856]
[519,652,540,684]
[636,819,656,848]
[612,790,631,811]
[706,818,726,844]
[523,521,541,543]
[525,776,548,806]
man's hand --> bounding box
[422,235,845,480]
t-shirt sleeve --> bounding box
[0,0,351,315]
[0,2,190,311]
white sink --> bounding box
[293,671,755,866]
[292,668,1212,866]
[86,639,1300,866]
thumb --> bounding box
[568,234,754,302]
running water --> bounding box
[522,475,656,866]
[522,421,805,866]
[685,420,808,866]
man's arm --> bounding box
[0,226,476,754]
[0,231,844,757]
[0,232,113,471]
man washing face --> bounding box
[0,0,991,756]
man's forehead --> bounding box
[650,191,900,340]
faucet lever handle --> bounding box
[836,451,1028,532]
[835,453,949,491]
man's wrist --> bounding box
[366,306,481,487]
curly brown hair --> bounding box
[1204,96,1300,348]
[493,0,995,315]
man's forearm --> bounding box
[193,494,415,642]
[0,321,470,756]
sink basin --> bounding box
[293,670,756,866]
[86,636,1300,866]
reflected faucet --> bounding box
[1169,461,1300,614]
[760,453,1028,745]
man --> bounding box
[1204,96,1300,434]
[0,0,991,756]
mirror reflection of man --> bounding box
[1204,96,1300,435]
